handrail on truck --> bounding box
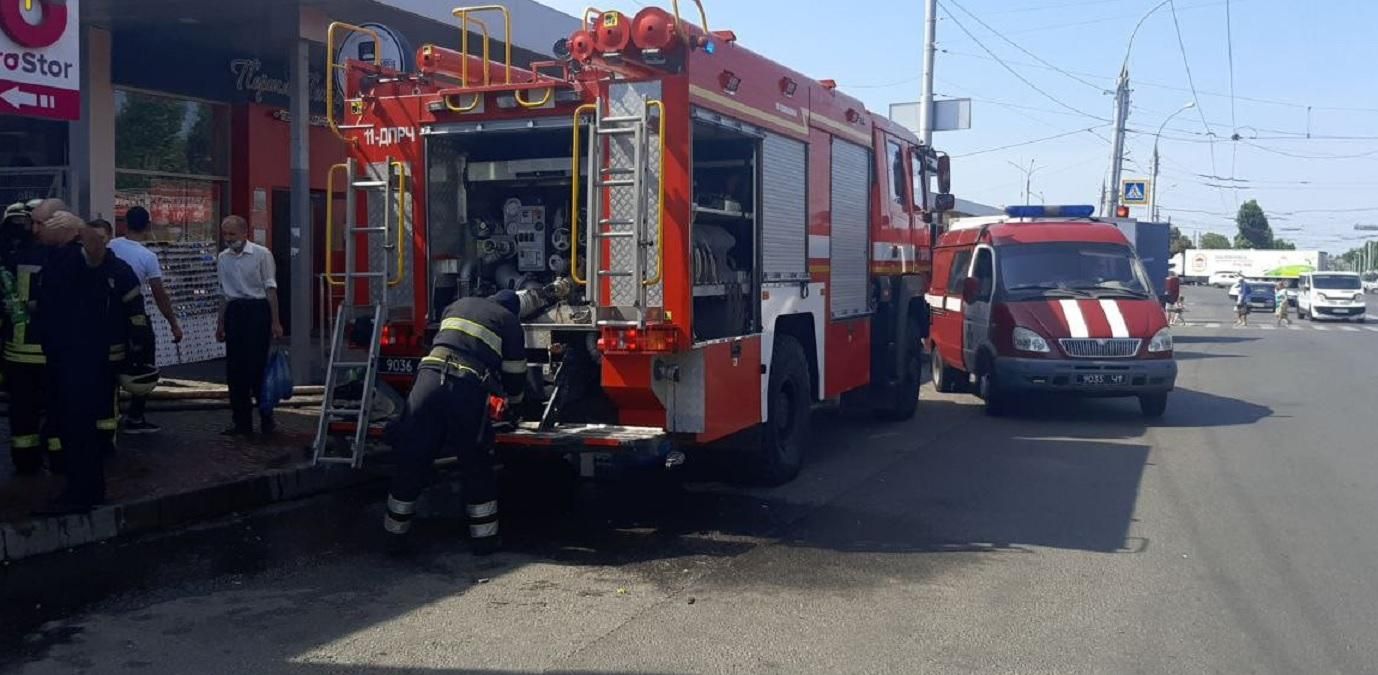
[454,6,512,85]
[325,22,382,143]
[324,163,349,287]
[569,103,597,286]
[388,160,407,287]
[671,0,710,39]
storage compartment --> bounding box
[425,126,589,323]
[691,119,760,342]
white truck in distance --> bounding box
[1182,249,1322,285]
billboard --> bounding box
[0,0,80,121]
[1187,250,1321,279]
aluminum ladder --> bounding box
[312,159,402,467]
[581,99,662,327]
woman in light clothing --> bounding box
[1275,281,1292,326]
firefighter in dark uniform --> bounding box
[33,213,153,514]
[383,290,527,554]
[1,202,59,475]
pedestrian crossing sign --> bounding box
[1122,179,1150,205]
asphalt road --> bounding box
[5,285,1378,674]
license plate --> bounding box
[379,357,420,375]
[1077,373,1126,385]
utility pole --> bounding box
[919,0,938,146]
[1149,102,1195,222]
[1007,159,1040,207]
[1104,67,1130,216]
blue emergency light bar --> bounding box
[1004,205,1097,219]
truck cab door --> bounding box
[962,246,996,372]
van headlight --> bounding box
[1355,293,1365,303]
[1148,328,1174,353]
[1012,326,1050,353]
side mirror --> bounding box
[933,193,956,213]
[937,154,951,194]
[962,277,982,305]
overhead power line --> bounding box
[1166,0,1227,209]
[1241,141,1378,160]
[1224,0,1239,207]
[953,126,1111,158]
[943,0,1109,93]
[938,4,1107,123]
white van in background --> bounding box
[1297,272,1367,322]
[1210,270,1242,288]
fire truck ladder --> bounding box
[313,159,406,467]
[574,99,665,327]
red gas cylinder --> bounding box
[631,7,678,51]
[593,11,632,54]
[568,29,596,62]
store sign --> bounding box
[115,181,216,226]
[230,58,326,105]
[332,22,411,96]
[0,0,80,120]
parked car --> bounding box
[1210,271,1242,288]
[1243,283,1276,312]
[1297,272,1367,322]
[1363,273,1378,294]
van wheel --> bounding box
[979,367,1008,417]
[1140,393,1168,419]
[931,348,965,394]
[745,335,811,486]
[876,327,921,421]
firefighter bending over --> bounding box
[383,290,527,554]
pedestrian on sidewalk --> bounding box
[1235,281,1250,327]
[34,213,153,514]
[109,206,182,434]
[214,216,282,437]
[1275,280,1292,326]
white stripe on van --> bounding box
[1099,299,1129,338]
[1060,299,1089,338]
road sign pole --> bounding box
[919,0,938,146]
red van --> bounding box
[926,206,1177,418]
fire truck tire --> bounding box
[747,336,811,486]
[978,360,1008,417]
[876,322,922,421]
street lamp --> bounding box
[1006,159,1042,207]
[1104,0,1173,215]
[1149,102,1195,221]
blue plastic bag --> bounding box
[260,347,294,413]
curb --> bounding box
[0,463,383,563]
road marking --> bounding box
[1205,323,1221,329]
[1340,326,1361,332]
[1312,325,1329,331]
[1287,325,1303,330]
[1365,327,1378,333]
[1260,325,1276,330]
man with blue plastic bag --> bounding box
[214,216,283,437]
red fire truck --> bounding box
[312,3,954,485]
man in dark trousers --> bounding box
[214,216,283,436]
[383,290,527,555]
[34,212,153,514]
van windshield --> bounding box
[998,242,1152,299]
[1312,274,1362,290]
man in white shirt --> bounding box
[108,206,182,434]
[215,215,283,436]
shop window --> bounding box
[114,89,229,242]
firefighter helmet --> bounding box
[119,364,161,396]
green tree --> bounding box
[115,92,189,173]
[1170,226,1194,255]
[1234,199,1274,249]
[1272,238,1297,250]
[1200,232,1233,249]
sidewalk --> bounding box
[0,362,378,562]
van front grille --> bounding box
[1058,338,1142,359]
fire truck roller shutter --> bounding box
[830,139,872,318]
[761,133,808,281]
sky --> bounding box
[533,0,1378,254]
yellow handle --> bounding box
[325,22,382,144]
[388,161,407,287]
[670,0,710,38]
[583,6,604,27]
[453,5,512,85]
[324,163,349,287]
[444,93,482,113]
[514,87,555,108]
[458,15,491,87]
[570,104,597,286]
[644,100,667,287]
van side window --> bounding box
[947,250,972,294]
[972,248,994,300]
